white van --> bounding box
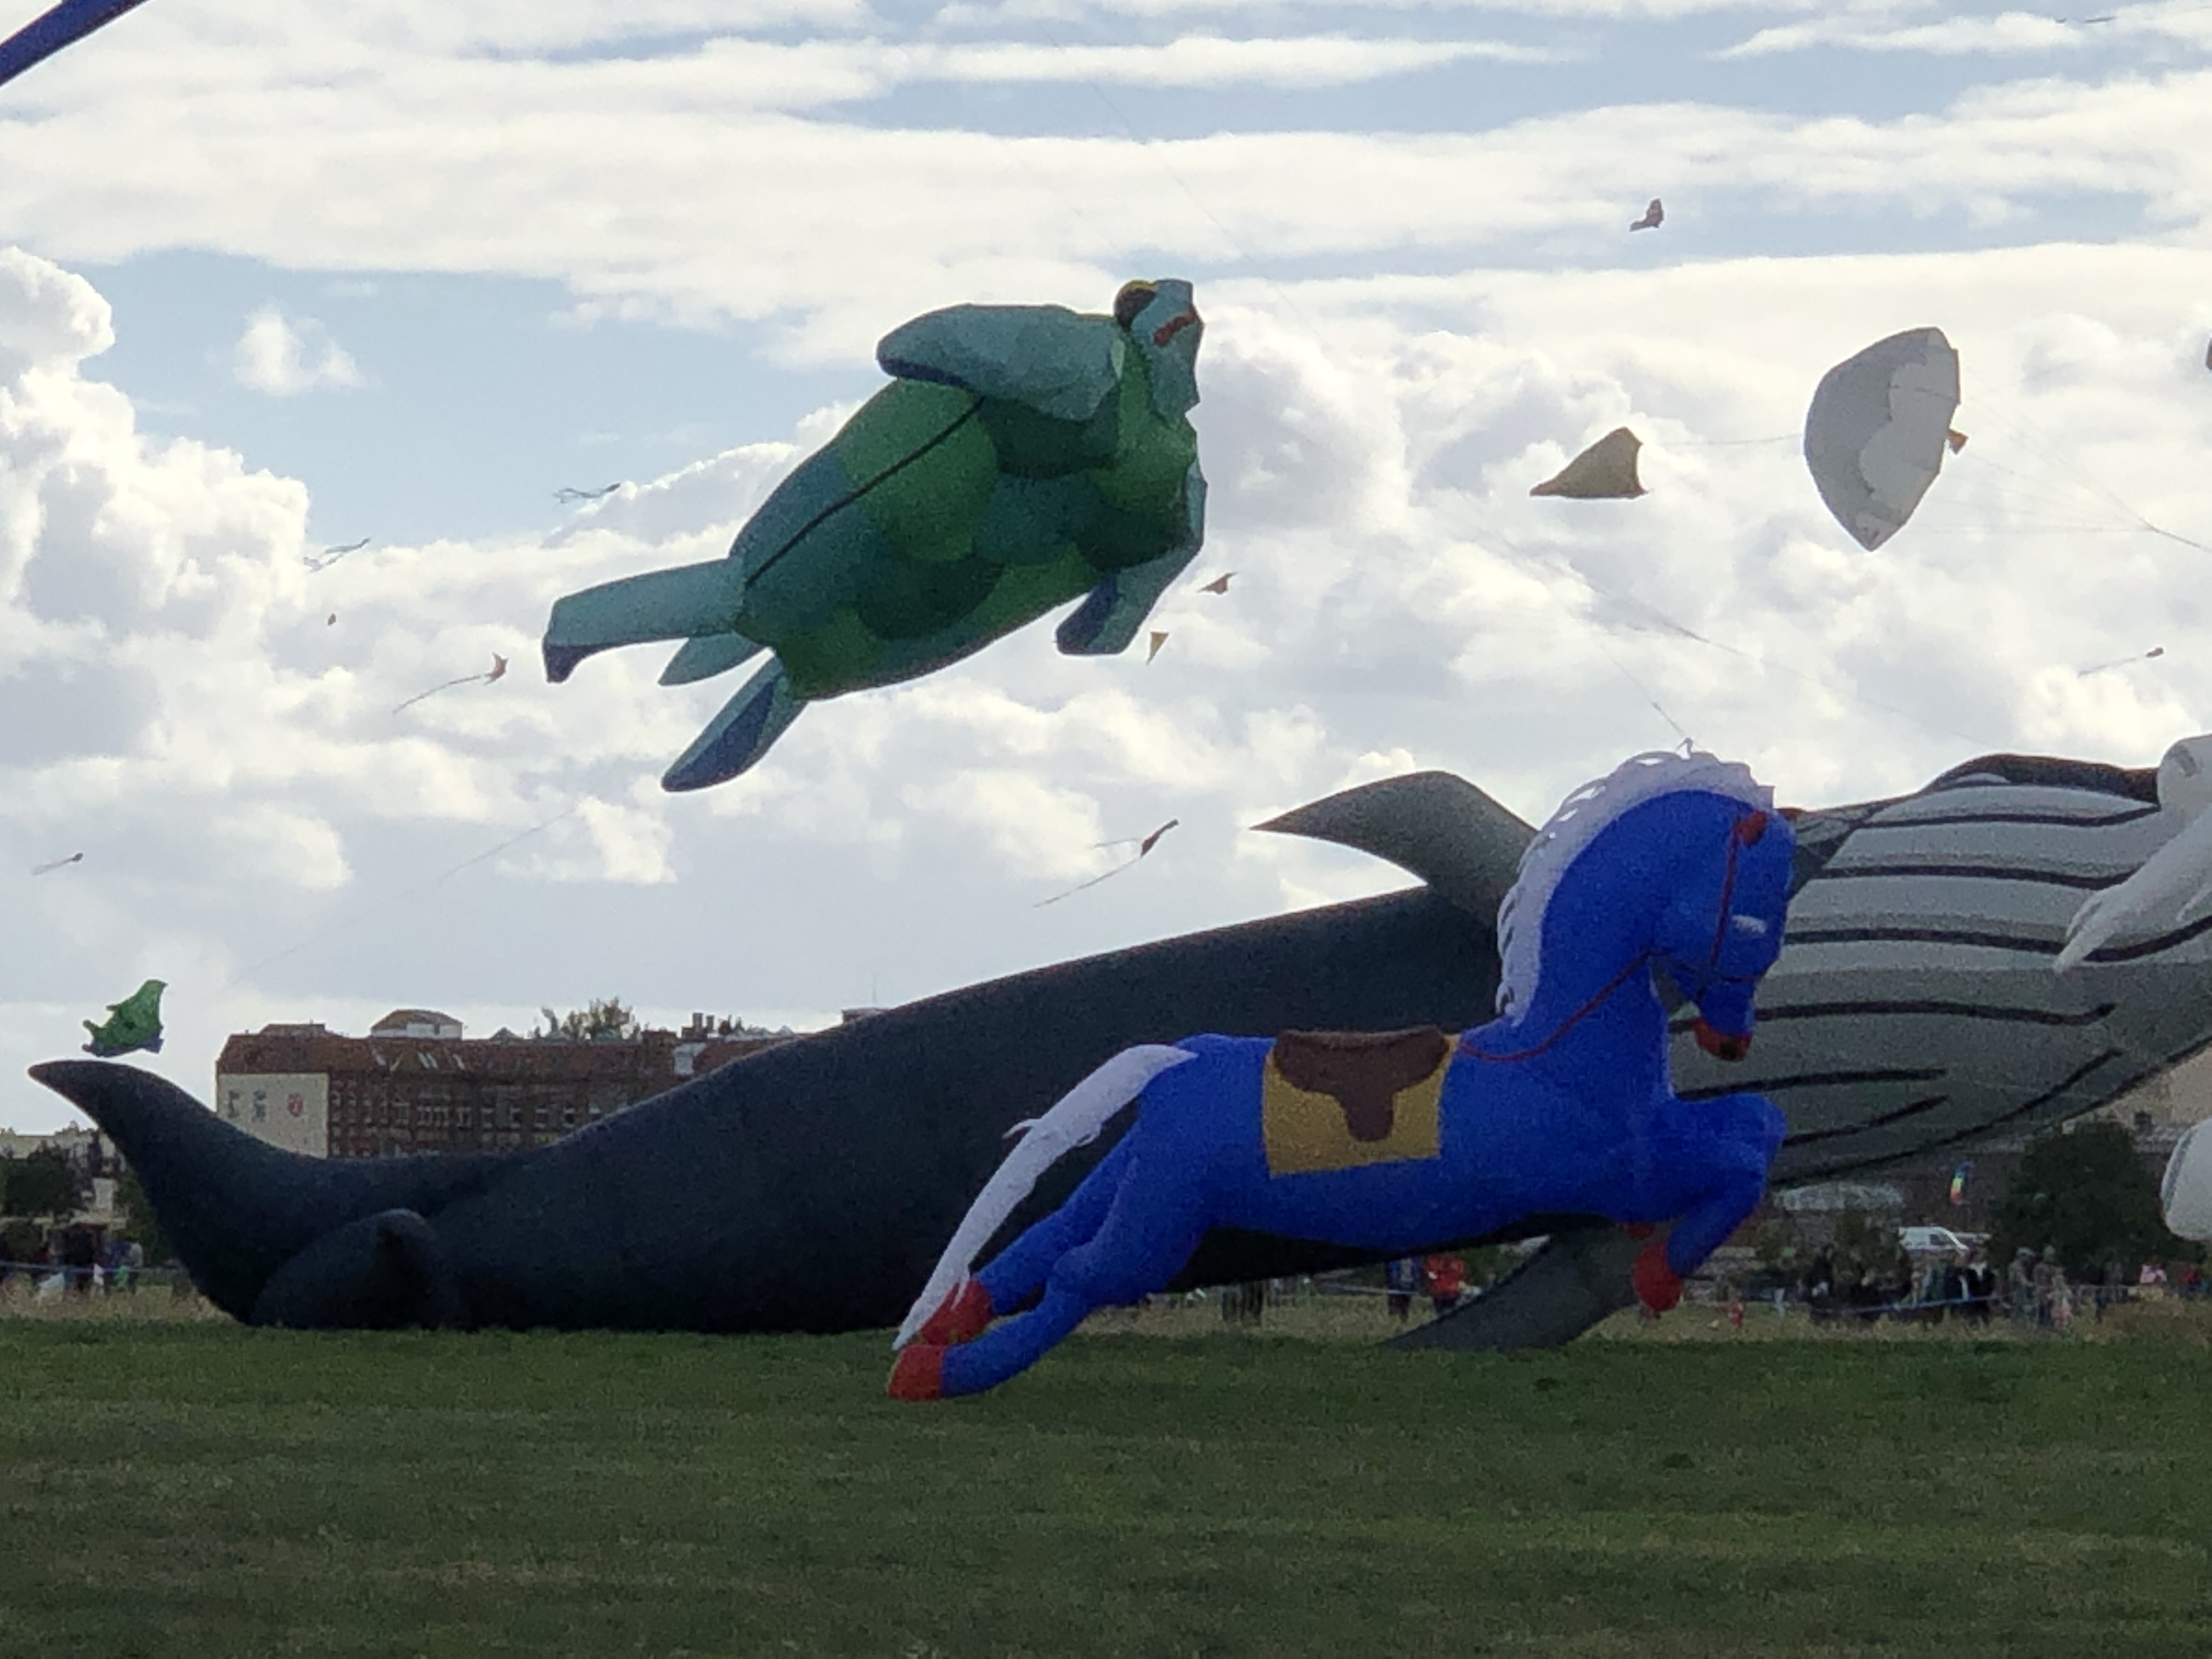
[1900,1225,1972,1257]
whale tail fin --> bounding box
[30,1062,515,1321]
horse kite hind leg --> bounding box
[890,1136,1208,1400]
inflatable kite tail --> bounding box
[661,661,807,792]
[892,1043,1197,1350]
[28,1062,517,1322]
[543,560,743,683]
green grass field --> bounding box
[4,1300,2211,1659]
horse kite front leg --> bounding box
[1633,1093,1785,1313]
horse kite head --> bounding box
[1494,749,1793,1063]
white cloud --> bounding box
[230,304,363,396]
[0,12,2208,345]
[1723,1,2212,57]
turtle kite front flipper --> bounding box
[1057,461,1207,656]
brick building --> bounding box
[214,1009,796,1159]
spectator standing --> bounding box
[1384,1257,1418,1323]
[2033,1248,2059,1327]
[1424,1253,1467,1316]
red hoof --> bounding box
[915,1277,994,1347]
[887,1344,947,1402]
[1632,1237,1685,1314]
[1622,1222,1656,1240]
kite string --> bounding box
[219,805,581,991]
[1957,365,2212,555]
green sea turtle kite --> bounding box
[543,279,1207,790]
[82,978,164,1058]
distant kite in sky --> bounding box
[544,279,1206,791]
[1199,572,1234,595]
[1147,631,1169,663]
[327,613,337,626]
[82,978,165,1058]
[395,653,509,714]
[305,538,370,573]
[2079,645,2165,678]
[1034,819,1179,908]
[1804,326,1960,550]
[555,484,623,504]
[32,851,82,875]
[0,0,154,91]
[1630,199,1664,232]
[1531,428,1646,499]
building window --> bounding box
[251,1090,267,1123]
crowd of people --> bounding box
[1780,1242,2205,1329]
[0,1227,156,1296]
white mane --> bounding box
[1494,749,1774,1017]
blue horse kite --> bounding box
[890,750,1798,1400]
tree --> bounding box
[1990,1121,2185,1278]
[533,998,639,1041]
[1,1147,81,1220]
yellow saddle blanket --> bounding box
[1261,1026,1453,1177]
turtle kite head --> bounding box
[1114,278,1202,420]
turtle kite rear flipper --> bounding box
[661,662,808,792]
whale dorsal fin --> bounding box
[1254,771,1535,923]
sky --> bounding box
[3,0,2211,1131]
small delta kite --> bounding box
[1630,199,1664,232]
[1035,820,1180,907]
[1531,428,1646,500]
[396,653,509,714]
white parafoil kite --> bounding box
[2162,1120,2212,1241]
[1803,327,1961,550]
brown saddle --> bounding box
[1270,1026,1454,1143]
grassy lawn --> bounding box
[3,1304,2211,1658]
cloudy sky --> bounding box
[3,0,2211,1131]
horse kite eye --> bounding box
[1730,915,1769,937]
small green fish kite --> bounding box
[543,279,1207,790]
[82,978,165,1058]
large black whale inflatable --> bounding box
[35,748,2212,1348]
